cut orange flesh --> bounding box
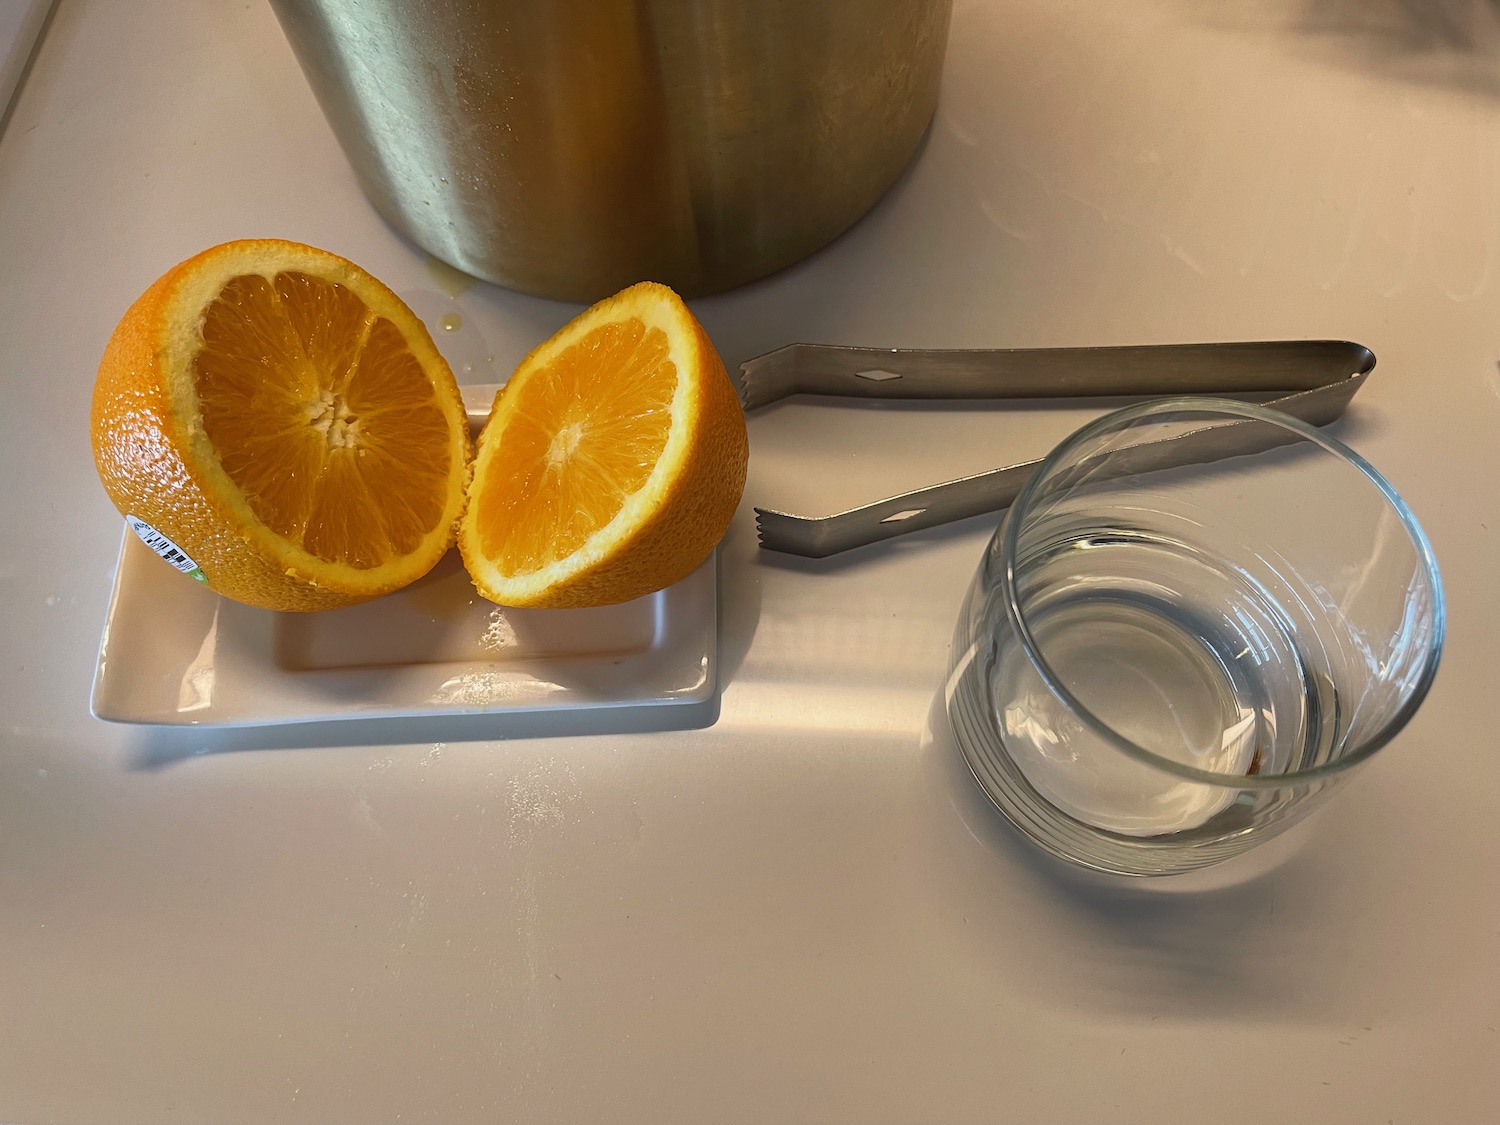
[91,239,472,611]
[460,282,748,608]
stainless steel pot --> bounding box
[269,0,952,301]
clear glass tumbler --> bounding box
[946,397,1445,876]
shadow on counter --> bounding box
[1202,0,1500,97]
[913,689,1358,1023]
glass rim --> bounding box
[999,395,1447,791]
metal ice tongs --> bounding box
[737,340,1376,557]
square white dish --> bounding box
[89,385,717,728]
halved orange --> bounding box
[459,282,748,608]
[91,239,472,612]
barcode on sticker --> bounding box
[126,516,208,582]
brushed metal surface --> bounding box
[735,339,1377,410]
[742,340,1376,555]
[269,0,953,300]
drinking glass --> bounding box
[946,397,1444,876]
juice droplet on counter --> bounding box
[440,313,463,332]
[424,254,477,297]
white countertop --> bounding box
[2,1,1497,1121]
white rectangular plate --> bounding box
[89,386,717,729]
